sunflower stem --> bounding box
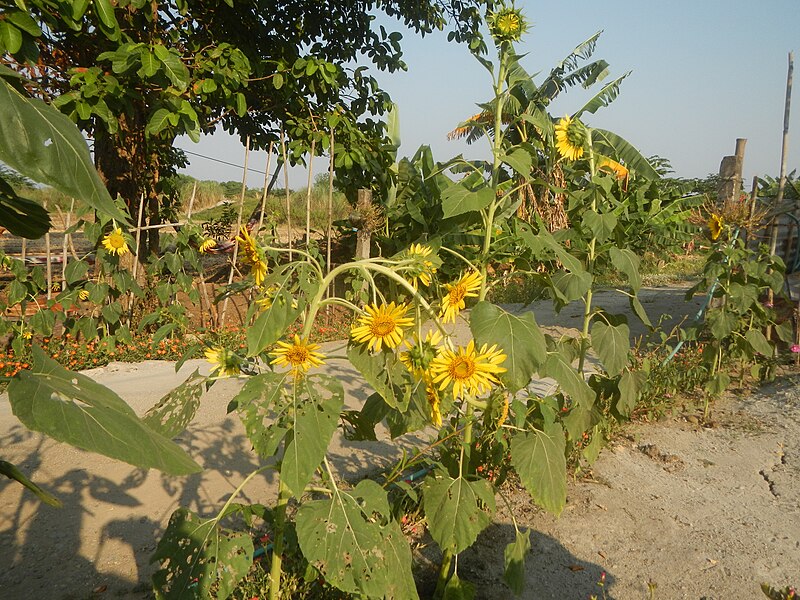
[578,132,598,374]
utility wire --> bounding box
[181,149,268,175]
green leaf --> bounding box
[6,10,42,36]
[0,66,128,224]
[155,46,189,91]
[728,282,758,312]
[0,21,23,54]
[503,529,531,595]
[246,291,298,356]
[142,370,204,438]
[745,329,773,356]
[544,350,594,409]
[590,320,630,376]
[617,370,645,417]
[234,92,246,117]
[273,72,284,89]
[64,259,89,284]
[609,246,642,292]
[501,147,533,178]
[232,372,288,459]
[551,270,593,303]
[511,423,567,516]
[582,209,617,242]
[296,480,418,598]
[0,183,51,238]
[423,475,495,554]
[347,343,412,411]
[441,180,494,218]
[151,507,253,600]
[443,573,476,600]
[574,72,629,117]
[93,0,119,33]
[281,374,343,496]
[629,295,652,328]
[470,301,546,393]
[138,50,159,78]
[8,347,201,475]
[0,459,62,507]
[146,107,174,136]
[705,371,730,396]
[591,128,660,180]
[709,309,736,340]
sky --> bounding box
[175,0,799,191]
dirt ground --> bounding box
[1,286,798,600]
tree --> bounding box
[0,0,485,250]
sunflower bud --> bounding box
[488,6,528,43]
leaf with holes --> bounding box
[232,372,289,459]
[150,507,253,600]
[8,347,200,475]
[296,479,417,598]
[511,423,567,516]
[470,301,546,392]
[282,374,343,496]
[422,475,495,554]
[142,370,204,438]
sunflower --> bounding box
[78,289,90,301]
[708,213,724,241]
[199,238,217,253]
[399,329,443,378]
[101,227,130,256]
[440,270,482,324]
[204,347,241,378]
[401,243,438,289]
[554,116,588,161]
[488,6,528,42]
[271,335,325,378]
[351,301,414,352]
[426,379,443,427]
[236,227,268,286]
[429,339,507,398]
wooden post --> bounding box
[716,139,746,204]
[280,128,292,259]
[305,139,316,247]
[220,136,250,327]
[61,198,74,287]
[769,51,794,257]
[186,181,197,221]
[327,129,334,287]
[44,200,52,299]
[258,142,274,233]
[355,189,372,260]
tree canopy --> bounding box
[0,0,486,243]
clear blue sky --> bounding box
[176,0,798,191]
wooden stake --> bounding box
[258,141,274,233]
[44,200,52,299]
[61,198,74,286]
[305,139,316,247]
[327,128,334,281]
[281,128,292,259]
[186,181,197,221]
[127,193,146,328]
[769,51,794,257]
[220,136,250,327]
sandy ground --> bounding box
[0,285,798,600]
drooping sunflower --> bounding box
[199,238,217,253]
[401,243,438,289]
[78,289,90,301]
[429,339,507,398]
[488,5,528,43]
[101,227,130,256]
[236,226,268,286]
[271,334,326,378]
[399,329,443,379]
[351,301,414,352]
[554,115,588,161]
[204,347,240,378]
[708,213,724,241]
[440,270,482,324]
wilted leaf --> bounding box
[503,528,531,595]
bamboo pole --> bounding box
[61,198,74,286]
[44,201,52,299]
[280,128,292,259]
[258,141,275,233]
[20,237,26,264]
[220,136,250,327]
[769,51,794,257]
[305,139,316,247]
[126,193,147,328]
[186,181,197,221]
[327,128,334,299]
